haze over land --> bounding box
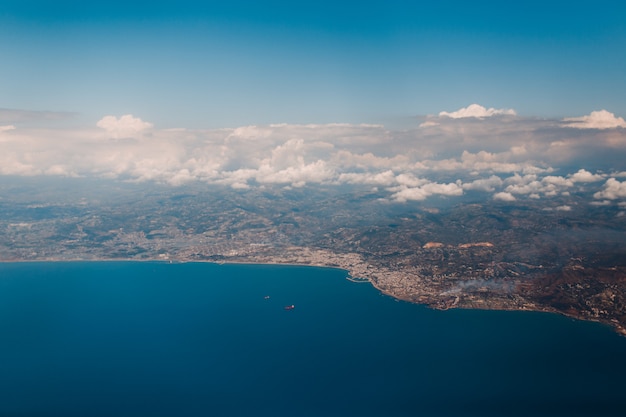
[2,1,626,334]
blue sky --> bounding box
[2,1,626,205]
[2,0,625,128]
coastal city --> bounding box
[2,178,624,336]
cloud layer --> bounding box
[438,104,516,119]
[96,115,154,138]
[563,110,626,130]
[2,106,626,207]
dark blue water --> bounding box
[0,262,624,417]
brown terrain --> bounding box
[1,178,625,335]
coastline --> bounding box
[2,256,625,337]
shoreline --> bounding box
[1,257,625,337]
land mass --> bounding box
[1,177,625,335]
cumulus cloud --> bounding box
[493,192,516,202]
[542,175,574,188]
[255,159,334,187]
[563,110,626,129]
[463,175,503,192]
[594,178,626,200]
[569,169,604,183]
[338,170,397,186]
[333,151,410,171]
[97,114,153,138]
[412,151,548,175]
[503,173,577,197]
[418,120,439,128]
[504,182,541,196]
[438,104,516,119]
[2,110,626,206]
[391,181,463,202]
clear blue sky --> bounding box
[1,0,625,128]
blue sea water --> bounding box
[0,262,624,417]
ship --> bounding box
[284,304,295,310]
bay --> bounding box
[0,261,624,417]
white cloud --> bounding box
[438,104,516,119]
[542,175,573,188]
[226,125,274,141]
[390,187,431,202]
[463,175,503,192]
[501,173,594,198]
[422,181,464,196]
[493,192,516,202]
[418,151,546,174]
[418,120,439,128]
[97,114,153,138]
[505,173,537,186]
[505,181,542,195]
[568,169,604,183]
[333,151,410,171]
[391,181,463,202]
[338,170,397,186]
[395,173,428,188]
[563,110,626,129]
[459,151,526,173]
[256,159,334,186]
[556,205,572,211]
[593,178,626,200]
[2,113,626,207]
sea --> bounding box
[0,262,624,417]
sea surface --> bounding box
[0,262,624,417]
